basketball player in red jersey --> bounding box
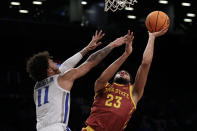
[82,28,168,131]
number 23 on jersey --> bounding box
[105,94,122,108]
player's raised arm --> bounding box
[59,30,104,74]
[94,30,134,93]
[58,36,127,91]
[132,29,168,103]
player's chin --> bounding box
[54,69,61,74]
[113,77,130,85]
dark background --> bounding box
[0,0,196,131]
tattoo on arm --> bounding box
[87,46,112,63]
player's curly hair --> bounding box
[26,51,50,81]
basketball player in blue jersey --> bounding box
[26,30,128,131]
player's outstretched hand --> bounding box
[149,28,168,38]
[125,30,134,55]
[109,36,127,48]
[86,30,105,51]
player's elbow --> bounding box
[95,78,106,86]
[87,61,97,69]
[86,57,98,67]
[141,59,152,66]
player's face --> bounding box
[48,59,60,74]
[114,70,131,84]
[115,70,130,81]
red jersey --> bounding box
[86,82,136,131]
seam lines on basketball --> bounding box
[159,15,168,31]
[155,11,160,32]
[148,20,153,32]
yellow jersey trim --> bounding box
[105,82,110,87]
[113,82,126,86]
[82,125,95,131]
[129,85,136,109]
[124,107,135,129]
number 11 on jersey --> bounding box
[37,86,49,107]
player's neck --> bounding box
[113,82,130,86]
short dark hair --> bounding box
[26,51,50,81]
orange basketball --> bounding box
[145,11,170,33]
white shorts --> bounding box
[38,123,71,131]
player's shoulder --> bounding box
[96,82,111,95]
[105,82,111,87]
[34,75,57,90]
